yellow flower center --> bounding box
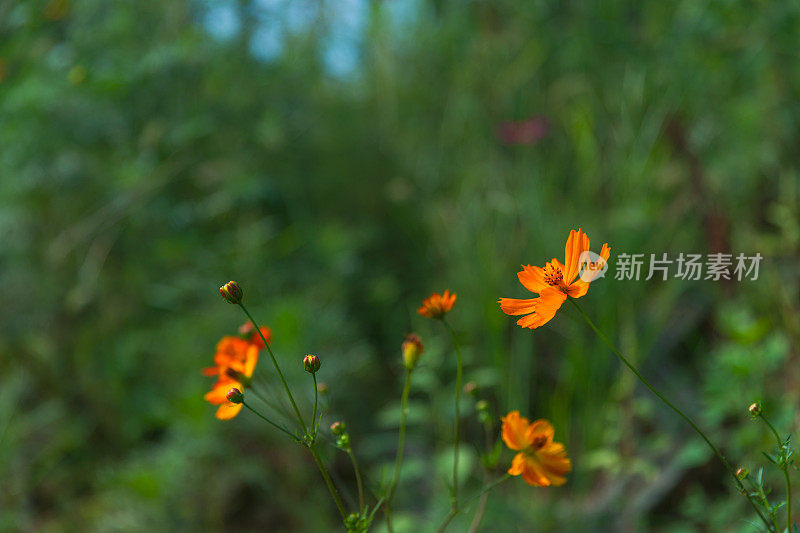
[542,264,563,286]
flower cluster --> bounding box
[200,227,788,532]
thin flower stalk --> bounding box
[238,302,308,433]
[385,367,413,533]
[309,443,348,520]
[347,448,366,512]
[229,294,347,522]
[437,319,464,532]
[568,297,774,531]
[759,413,792,529]
[312,373,319,437]
[242,399,300,442]
[463,474,511,507]
[468,417,497,533]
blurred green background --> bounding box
[1,0,799,531]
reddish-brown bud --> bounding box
[219,281,243,304]
[303,354,320,373]
[226,387,244,404]
[748,402,762,418]
[330,421,346,435]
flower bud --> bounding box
[336,433,350,448]
[748,402,762,418]
[402,333,424,370]
[330,421,346,435]
[219,281,243,304]
[303,354,321,373]
[736,467,749,480]
[226,387,244,404]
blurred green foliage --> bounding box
[1,0,799,531]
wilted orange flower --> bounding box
[204,336,259,420]
[501,411,571,487]
[238,322,272,349]
[417,290,457,319]
[499,228,610,329]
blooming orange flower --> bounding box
[501,411,571,487]
[238,322,272,349]
[417,290,457,319]
[499,228,610,329]
[204,336,259,419]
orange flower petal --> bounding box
[520,460,552,487]
[527,419,555,446]
[498,297,538,316]
[517,264,549,294]
[202,366,219,376]
[567,241,612,297]
[563,228,590,284]
[243,345,258,377]
[513,288,566,329]
[508,452,527,476]
[501,411,532,451]
[215,402,243,420]
[205,381,242,405]
[418,290,457,318]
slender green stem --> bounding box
[239,303,307,433]
[242,400,299,442]
[442,320,463,514]
[752,478,780,532]
[309,443,348,520]
[238,303,346,521]
[385,368,413,533]
[761,414,792,529]
[248,380,287,414]
[468,422,496,533]
[568,298,774,532]
[348,448,366,511]
[462,473,511,508]
[312,373,319,437]
[467,483,490,533]
[443,473,512,531]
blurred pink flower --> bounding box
[496,116,550,145]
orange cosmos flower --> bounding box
[204,336,259,420]
[238,322,272,349]
[499,228,610,329]
[501,411,571,487]
[417,290,457,319]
